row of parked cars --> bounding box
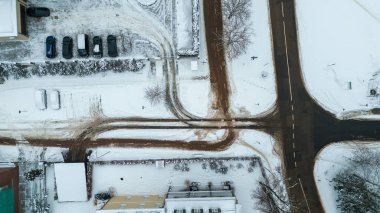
[46,34,118,59]
[35,89,60,110]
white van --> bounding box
[35,89,47,110]
[77,34,89,57]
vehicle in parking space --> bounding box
[49,90,61,110]
[26,7,50,17]
[46,36,56,58]
[62,36,73,59]
[35,89,47,110]
[93,36,103,58]
[77,34,89,57]
[107,35,118,57]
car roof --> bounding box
[77,34,86,49]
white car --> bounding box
[49,90,60,110]
[35,89,47,110]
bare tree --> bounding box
[252,167,304,213]
[145,84,165,105]
[218,0,253,60]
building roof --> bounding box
[0,0,18,37]
[101,195,165,210]
[54,163,88,202]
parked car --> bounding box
[46,36,56,58]
[49,90,60,110]
[107,35,117,57]
[92,36,103,58]
[77,34,89,57]
[35,89,47,110]
[62,36,73,59]
[26,7,50,17]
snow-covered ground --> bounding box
[314,141,380,213]
[228,0,277,118]
[176,0,193,50]
[176,0,212,118]
[96,129,227,142]
[90,129,280,172]
[0,66,176,139]
[296,0,380,119]
[0,144,66,163]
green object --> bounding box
[0,183,15,213]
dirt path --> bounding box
[203,0,231,116]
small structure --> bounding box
[166,184,240,213]
[54,163,88,202]
[191,61,198,71]
[0,165,19,213]
[155,160,165,168]
[96,194,165,213]
[0,0,28,41]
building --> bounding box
[0,164,19,213]
[97,195,165,213]
[96,182,241,213]
[0,0,28,41]
[54,163,88,202]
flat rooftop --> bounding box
[0,0,18,37]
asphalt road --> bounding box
[269,0,380,212]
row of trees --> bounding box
[0,59,145,81]
[219,0,253,60]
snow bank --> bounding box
[296,0,380,119]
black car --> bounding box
[46,36,56,58]
[107,35,118,57]
[93,36,103,58]
[62,36,73,59]
[27,7,50,17]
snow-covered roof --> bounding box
[165,196,237,213]
[77,34,86,49]
[0,0,18,37]
[54,163,88,202]
[191,61,198,71]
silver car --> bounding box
[35,89,47,110]
[49,90,61,110]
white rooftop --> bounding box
[0,0,18,37]
[54,163,88,202]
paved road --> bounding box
[269,0,320,211]
[270,0,380,212]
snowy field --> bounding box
[229,0,277,118]
[296,0,380,119]
[314,142,380,213]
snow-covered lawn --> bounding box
[229,0,277,118]
[314,142,380,213]
[296,0,380,119]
